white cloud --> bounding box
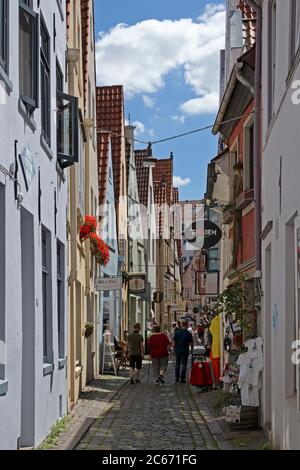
[180,91,219,115]
[142,95,155,108]
[172,115,186,124]
[173,176,191,187]
[96,4,225,115]
[132,120,145,135]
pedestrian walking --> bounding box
[172,320,194,384]
[148,325,171,385]
[126,323,144,385]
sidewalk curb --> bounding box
[59,374,130,450]
[189,386,234,450]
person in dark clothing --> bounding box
[172,320,194,383]
[126,323,144,385]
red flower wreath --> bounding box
[79,216,97,242]
[90,233,110,266]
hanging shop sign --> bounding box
[128,273,147,294]
[95,277,122,291]
[153,291,164,304]
[184,220,222,250]
[19,143,36,191]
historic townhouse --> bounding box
[96,86,128,338]
[135,148,157,329]
[153,156,181,328]
[97,131,119,370]
[260,0,300,450]
[0,0,72,448]
[66,0,99,410]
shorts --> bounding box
[129,354,143,370]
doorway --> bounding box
[20,208,35,447]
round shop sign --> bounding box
[184,220,222,250]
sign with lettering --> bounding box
[95,277,122,291]
[185,220,222,250]
[19,144,36,191]
[128,273,147,294]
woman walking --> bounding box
[148,325,171,385]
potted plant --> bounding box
[84,322,94,338]
[90,233,110,266]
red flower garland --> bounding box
[79,216,97,242]
[90,233,110,266]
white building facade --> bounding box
[0,0,75,449]
[260,0,300,450]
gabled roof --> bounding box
[96,86,125,202]
[153,157,173,206]
[238,0,257,52]
[81,0,90,112]
[135,150,150,207]
[97,132,110,209]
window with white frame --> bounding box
[268,0,277,123]
[0,184,5,384]
[290,0,300,66]
[19,0,39,111]
[57,241,65,360]
[0,0,8,74]
[42,226,53,365]
[41,16,51,145]
[244,116,254,191]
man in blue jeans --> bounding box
[172,320,194,383]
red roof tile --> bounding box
[96,86,125,202]
[153,156,173,206]
[237,1,257,52]
[97,132,110,210]
[135,150,150,207]
[81,0,91,112]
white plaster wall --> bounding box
[261,0,300,450]
[0,0,68,449]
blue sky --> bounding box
[94,0,225,200]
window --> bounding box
[268,0,277,123]
[57,91,79,168]
[207,248,219,272]
[138,250,142,272]
[0,184,5,385]
[290,0,300,66]
[41,17,51,145]
[42,227,53,365]
[57,241,65,360]
[244,118,254,190]
[0,0,8,74]
[19,0,39,111]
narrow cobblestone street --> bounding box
[76,363,219,451]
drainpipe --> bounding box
[245,0,262,274]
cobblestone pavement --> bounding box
[76,362,219,451]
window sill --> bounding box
[0,67,13,94]
[56,0,65,22]
[58,358,66,370]
[40,135,53,161]
[43,363,54,376]
[0,380,8,396]
[18,99,37,132]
